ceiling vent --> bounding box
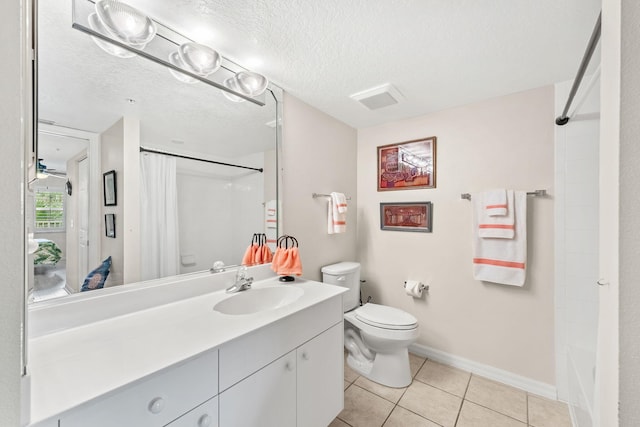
[350,83,403,110]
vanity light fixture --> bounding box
[74,0,270,104]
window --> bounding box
[35,189,65,231]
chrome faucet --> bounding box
[226,266,253,293]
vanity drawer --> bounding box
[61,349,218,427]
[165,396,218,427]
[219,295,342,391]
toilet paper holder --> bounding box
[404,281,428,292]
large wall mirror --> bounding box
[28,0,281,303]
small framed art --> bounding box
[103,170,117,206]
[380,202,433,233]
[105,214,116,238]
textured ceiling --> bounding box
[40,0,602,154]
[131,0,602,128]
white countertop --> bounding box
[27,273,346,424]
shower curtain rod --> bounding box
[139,147,264,173]
[555,11,601,126]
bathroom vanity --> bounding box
[27,266,346,427]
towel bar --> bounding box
[461,189,546,201]
[312,192,352,200]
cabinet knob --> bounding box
[302,351,310,361]
[285,361,294,371]
[148,397,166,414]
[198,414,212,427]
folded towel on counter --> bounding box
[327,196,347,234]
[484,189,508,216]
[478,190,515,239]
[472,191,527,286]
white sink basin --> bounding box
[213,286,304,315]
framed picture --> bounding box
[105,214,116,238]
[380,202,433,233]
[377,137,436,191]
[103,170,117,206]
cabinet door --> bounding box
[219,351,296,427]
[297,323,344,427]
[165,396,218,427]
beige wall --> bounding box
[101,119,125,287]
[0,0,26,424]
[281,94,358,281]
[357,86,556,384]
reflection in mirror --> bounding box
[29,0,280,303]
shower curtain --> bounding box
[140,152,180,280]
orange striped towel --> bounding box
[328,194,347,234]
[472,191,527,286]
[478,190,515,239]
[484,189,508,216]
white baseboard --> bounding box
[409,343,557,400]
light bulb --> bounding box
[178,42,221,76]
[235,71,268,96]
[222,76,246,103]
[95,0,156,47]
[168,51,198,84]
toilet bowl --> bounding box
[321,262,419,388]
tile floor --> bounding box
[331,353,572,427]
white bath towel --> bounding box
[478,190,515,239]
[484,189,508,216]
[472,191,527,286]
[327,196,347,234]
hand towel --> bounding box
[271,246,283,272]
[276,247,303,276]
[478,190,515,239]
[327,197,347,234]
[472,191,527,286]
[484,189,508,216]
[242,244,258,266]
[331,192,348,213]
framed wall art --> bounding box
[377,136,436,191]
[103,170,117,206]
[105,213,116,238]
[380,201,433,233]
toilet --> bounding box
[321,262,419,388]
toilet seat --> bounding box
[354,303,417,330]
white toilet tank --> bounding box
[321,262,361,312]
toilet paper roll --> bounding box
[404,280,423,298]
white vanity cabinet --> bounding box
[59,350,219,427]
[218,296,344,427]
[29,280,346,427]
